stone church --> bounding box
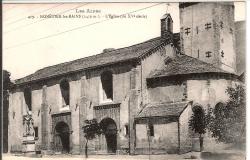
[8,2,245,155]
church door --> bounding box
[54,122,70,153]
[100,118,117,153]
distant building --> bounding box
[8,2,245,155]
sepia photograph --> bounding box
[2,1,246,160]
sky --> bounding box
[3,2,246,80]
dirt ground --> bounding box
[2,149,245,160]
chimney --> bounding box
[161,13,173,39]
[103,48,115,53]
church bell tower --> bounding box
[179,2,236,73]
[161,13,173,39]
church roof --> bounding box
[15,36,171,85]
[148,54,233,79]
[136,101,189,118]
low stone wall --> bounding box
[135,122,179,154]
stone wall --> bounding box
[187,78,231,108]
[147,78,186,103]
[235,21,246,74]
[8,91,24,153]
[135,122,179,154]
[8,61,136,154]
[81,63,134,154]
[69,80,81,154]
[179,103,192,153]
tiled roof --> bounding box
[136,101,189,118]
[15,37,168,84]
[148,54,232,79]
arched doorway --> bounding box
[54,121,70,153]
[100,118,117,153]
[190,105,205,152]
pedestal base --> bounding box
[22,136,36,154]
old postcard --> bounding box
[2,1,246,160]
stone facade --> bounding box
[8,2,244,155]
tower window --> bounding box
[196,26,199,34]
[100,71,113,102]
[221,50,224,57]
[60,79,70,106]
[148,123,154,137]
[205,23,212,30]
[220,21,224,29]
[185,27,191,35]
[230,28,233,34]
[205,51,212,58]
[24,87,32,111]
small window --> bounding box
[205,51,212,58]
[196,26,199,34]
[34,127,38,139]
[230,28,233,34]
[220,21,224,29]
[205,23,212,30]
[24,87,32,111]
[149,123,154,137]
[184,27,191,35]
[221,50,224,57]
[60,79,70,106]
[125,124,129,136]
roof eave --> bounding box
[147,71,239,80]
[15,57,139,86]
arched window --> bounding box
[190,105,206,135]
[100,71,113,102]
[162,16,173,33]
[60,79,70,106]
[190,105,206,151]
[24,87,32,111]
[214,102,226,117]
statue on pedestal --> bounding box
[23,114,34,137]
